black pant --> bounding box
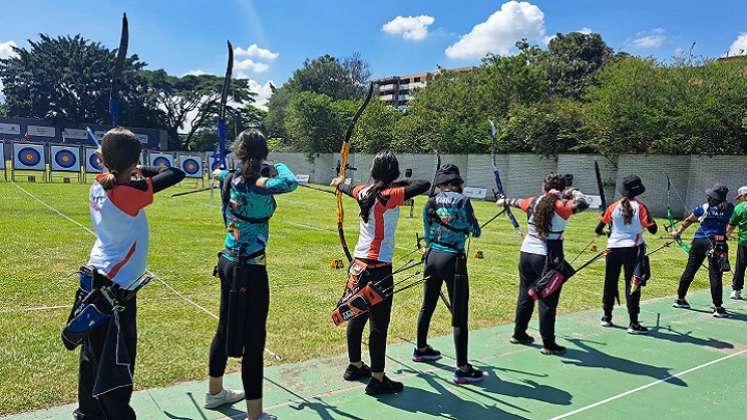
[514,252,562,345]
[417,249,470,367]
[75,298,137,420]
[732,244,747,291]
[677,237,723,307]
[603,247,641,324]
[346,263,393,373]
[209,256,270,400]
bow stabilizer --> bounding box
[335,82,375,263]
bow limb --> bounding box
[217,41,234,167]
[666,175,690,253]
[335,83,374,263]
[109,13,128,127]
[489,120,523,238]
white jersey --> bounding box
[352,184,406,263]
[602,199,654,248]
[87,175,154,289]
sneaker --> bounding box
[730,290,741,300]
[627,323,649,334]
[713,306,729,318]
[600,315,613,327]
[672,299,691,309]
[510,333,535,345]
[412,345,442,362]
[247,414,278,420]
[540,342,566,355]
[343,363,371,381]
[453,364,484,384]
[365,375,404,396]
[204,388,245,409]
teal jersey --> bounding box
[423,191,481,253]
[218,163,297,263]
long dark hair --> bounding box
[231,129,268,182]
[99,127,142,190]
[360,151,400,222]
[620,196,634,225]
[533,173,566,237]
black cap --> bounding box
[620,175,645,197]
[564,174,574,187]
[433,163,463,186]
[706,183,728,203]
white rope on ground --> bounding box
[11,181,281,361]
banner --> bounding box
[149,153,174,168]
[463,187,488,200]
[50,146,80,172]
[0,123,21,135]
[179,154,202,178]
[13,143,46,171]
[296,174,310,183]
[27,125,55,137]
[0,143,5,169]
[85,148,102,173]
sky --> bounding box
[2,0,747,108]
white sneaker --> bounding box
[204,388,245,409]
[246,414,278,420]
[730,290,741,300]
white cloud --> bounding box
[445,1,545,59]
[381,15,435,41]
[247,80,274,110]
[235,43,279,60]
[728,33,747,56]
[631,28,667,49]
[235,58,269,75]
[183,69,211,77]
[0,40,17,59]
[576,27,592,35]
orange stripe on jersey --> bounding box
[638,200,654,228]
[382,187,405,209]
[554,198,574,220]
[104,178,154,217]
[601,200,621,224]
[518,197,536,213]
[106,242,137,280]
[366,201,387,260]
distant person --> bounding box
[206,129,297,420]
[727,186,747,299]
[498,173,589,355]
[596,176,657,333]
[415,163,483,384]
[671,183,734,317]
[334,151,430,395]
[70,128,184,419]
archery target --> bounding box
[149,153,174,168]
[50,146,80,172]
[85,148,102,173]
[13,143,46,171]
[179,155,202,178]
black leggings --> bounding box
[75,298,137,420]
[514,252,562,345]
[677,238,723,307]
[417,248,470,367]
[346,263,393,373]
[603,247,641,324]
[732,244,747,291]
[209,256,269,400]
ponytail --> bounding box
[232,129,268,182]
[621,197,633,225]
[360,151,400,223]
[99,172,118,190]
[99,128,141,191]
[532,173,567,238]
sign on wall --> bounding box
[85,147,102,173]
[0,123,21,135]
[179,154,202,178]
[463,187,488,200]
[149,153,174,168]
[13,143,46,171]
[63,128,89,140]
[296,174,310,183]
[50,146,80,172]
[27,125,56,137]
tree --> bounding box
[352,98,401,153]
[501,99,587,155]
[283,92,349,156]
[0,34,162,128]
[285,54,370,100]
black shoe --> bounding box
[343,363,371,381]
[412,345,442,362]
[365,375,404,396]
[600,315,613,327]
[672,299,690,309]
[453,364,484,384]
[510,333,535,345]
[713,306,729,318]
[540,342,566,355]
[627,323,649,334]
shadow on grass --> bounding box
[560,338,687,387]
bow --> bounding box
[570,161,607,264]
[109,13,128,127]
[335,83,374,263]
[666,176,690,253]
[489,120,522,238]
[425,150,453,313]
[218,41,234,168]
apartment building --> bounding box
[374,66,477,110]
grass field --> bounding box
[0,173,718,416]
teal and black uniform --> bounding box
[417,191,480,367]
[208,163,297,400]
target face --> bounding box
[89,153,102,170]
[18,147,41,166]
[152,156,172,168]
[54,150,77,168]
[182,158,200,175]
